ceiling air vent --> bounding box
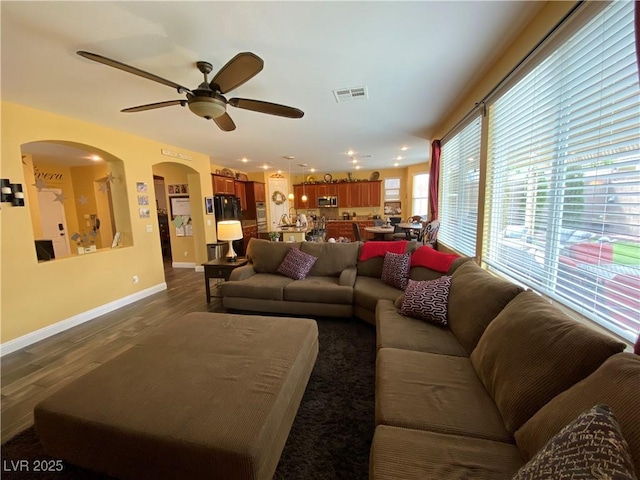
[333,86,368,103]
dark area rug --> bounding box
[1,317,376,480]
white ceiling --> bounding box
[2,1,544,174]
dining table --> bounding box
[364,225,395,240]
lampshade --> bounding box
[217,220,243,240]
[218,220,243,262]
[188,96,226,120]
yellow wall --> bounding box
[433,1,576,139]
[1,101,216,343]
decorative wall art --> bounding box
[137,195,149,205]
[136,182,148,193]
[168,184,188,195]
[170,195,191,218]
[139,208,150,218]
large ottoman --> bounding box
[34,312,319,480]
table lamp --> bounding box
[217,220,243,262]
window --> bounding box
[438,115,482,256]
[483,1,639,342]
[384,178,400,201]
[412,173,429,216]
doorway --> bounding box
[153,175,172,260]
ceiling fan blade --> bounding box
[213,112,236,132]
[121,100,187,113]
[211,52,264,94]
[77,51,192,93]
[228,98,304,118]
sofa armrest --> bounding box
[339,266,357,287]
[229,264,257,281]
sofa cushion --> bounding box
[470,290,627,434]
[277,248,317,280]
[376,348,512,443]
[300,241,359,277]
[399,277,451,326]
[448,261,523,354]
[246,238,301,274]
[381,252,411,290]
[354,276,402,312]
[410,246,459,273]
[283,276,353,304]
[376,299,467,356]
[220,273,293,301]
[370,426,523,480]
[514,353,640,473]
[512,405,637,480]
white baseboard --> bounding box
[195,265,204,272]
[172,262,196,269]
[0,283,167,357]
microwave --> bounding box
[318,195,338,207]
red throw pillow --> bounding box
[359,241,408,261]
[411,246,459,273]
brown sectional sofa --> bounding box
[371,261,640,479]
[222,238,470,324]
[221,238,640,478]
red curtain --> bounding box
[428,140,441,220]
[635,332,640,355]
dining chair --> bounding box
[420,219,440,247]
[352,222,362,242]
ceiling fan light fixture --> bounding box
[187,96,226,119]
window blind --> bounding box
[484,0,640,342]
[438,115,482,257]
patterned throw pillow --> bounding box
[381,252,411,290]
[277,248,318,280]
[399,277,451,326]
[512,405,637,480]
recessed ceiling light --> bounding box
[241,157,248,163]
[355,165,361,170]
[262,165,269,170]
[401,146,408,151]
[396,156,402,161]
[90,155,102,161]
[310,168,316,173]
[352,158,357,164]
[277,170,282,174]
[393,162,399,167]
[347,150,354,156]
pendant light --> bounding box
[287,158,295,201]
[300,163,308,203]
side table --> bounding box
[202,257,248,302]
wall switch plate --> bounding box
[206,219,211,226]
[146,225,153,233]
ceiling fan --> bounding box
[76,51,304,132]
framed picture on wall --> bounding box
[170,195,191,218]
[205,196,214,215]
[136,182,148,193]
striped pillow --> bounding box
[381,252,411,290]
[399,277,451,326]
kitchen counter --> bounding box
[276,227,308,242]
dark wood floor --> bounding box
[1,262,224,443]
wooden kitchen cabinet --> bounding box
[316,183,337,196]
[242,224,258,253]
[252,182,266,202]
[337,183,350,207]
[235,181,247,210]
[212,175,236,195]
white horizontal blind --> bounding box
[439,116,482,256]
[484,0,640,342]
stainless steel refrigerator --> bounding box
[213,195,244,256]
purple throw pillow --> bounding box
[400,277,451,326]
[277,248,318,280]
[381,252,411,290]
